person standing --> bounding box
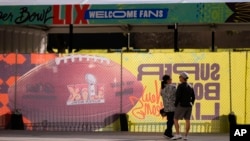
[171,72,195,140]
[160,75,176,138]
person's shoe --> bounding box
[171,134,182,140]
[164,134,174,138]
[183,136,188,140]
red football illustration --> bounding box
[8,54,143,125]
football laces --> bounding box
[55,55,111,65]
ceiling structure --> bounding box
[23,23,250,34]
[1,1,250,34]
[1,0,250,5]
[1,1,250,53]
[0,0,248,33]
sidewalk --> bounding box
[0,130,229,141]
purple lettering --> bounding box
[163,64,173,78]
[205,83,220,100]
[172,63,199,80]
[201,103,220,120]
[200,64,210,80]
[195,102,201,120]
[137,64,164,81]
[211,63,220,80]
[137,63,220,81]
[193,83,203,100]
[195,102,220,120]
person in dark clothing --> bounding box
[160,75,176,138]
[171,72,195,140]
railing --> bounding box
[26,122,105,132]
[129,122,212,133]
[1,120,214,133]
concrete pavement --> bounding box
[0,130,229,141]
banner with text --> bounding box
[0,52,249,132]
[0,3,250,25]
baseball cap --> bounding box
[179,72,189,79]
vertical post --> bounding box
[211,31,215,52]
[120,48,128,131]
[174,23,179,52]
[14,49,18,111]
[127,32,130,51]
[244,51,248,123]
[120,48,123,113]
[229,51,232,113]
[126,24,131,51]
[68,24,73,53]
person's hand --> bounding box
[160,108,167,117]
